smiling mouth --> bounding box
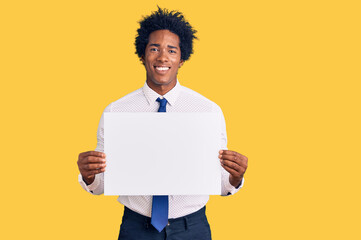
[154,66,171,74]
[154,66,170,71]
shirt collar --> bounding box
[142,80,181,106]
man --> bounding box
[77,7,248,240]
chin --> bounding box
[152,78,174,86]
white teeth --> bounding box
[156,67,170,71]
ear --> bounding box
[141,56,145,65]
[179,59,184,68]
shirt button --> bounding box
[167,222,170,226]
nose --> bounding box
[156,49,169,62]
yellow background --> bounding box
[1,0,360,239]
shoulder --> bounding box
[180,86,223,113]
[103,87,145,112]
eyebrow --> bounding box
[149,43,178,49]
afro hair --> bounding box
[135,7,197,61]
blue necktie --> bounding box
[151,97,168,232]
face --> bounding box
[141,29,184,94]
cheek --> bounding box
[145,61,153,70]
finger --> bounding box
[220,155,248,169]
[219,150,248,165]
[219,150,241,162]
[219,150,238,156]
[219,153,241,163]
[82,167,106,178]
[81,163,106,171]
[238,154,248,163]
[79,151,106,159]
[221,159,245,173]
[221,162,240,177]
[83,156,106,164]
[219,150,247,160]
[218,153,247,168]
[88,168,106,175]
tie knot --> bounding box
[156,97,168,107]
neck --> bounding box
[146,79,177,96]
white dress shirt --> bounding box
[78,80,244,218]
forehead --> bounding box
[147,30,180,46]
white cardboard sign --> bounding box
[104,112,221,195]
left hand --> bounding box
[219,150,248,187]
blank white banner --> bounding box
[104,112,221,195]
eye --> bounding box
[169,50,176,54]
[150,48,159,52]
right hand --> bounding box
[77,151,106,185]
